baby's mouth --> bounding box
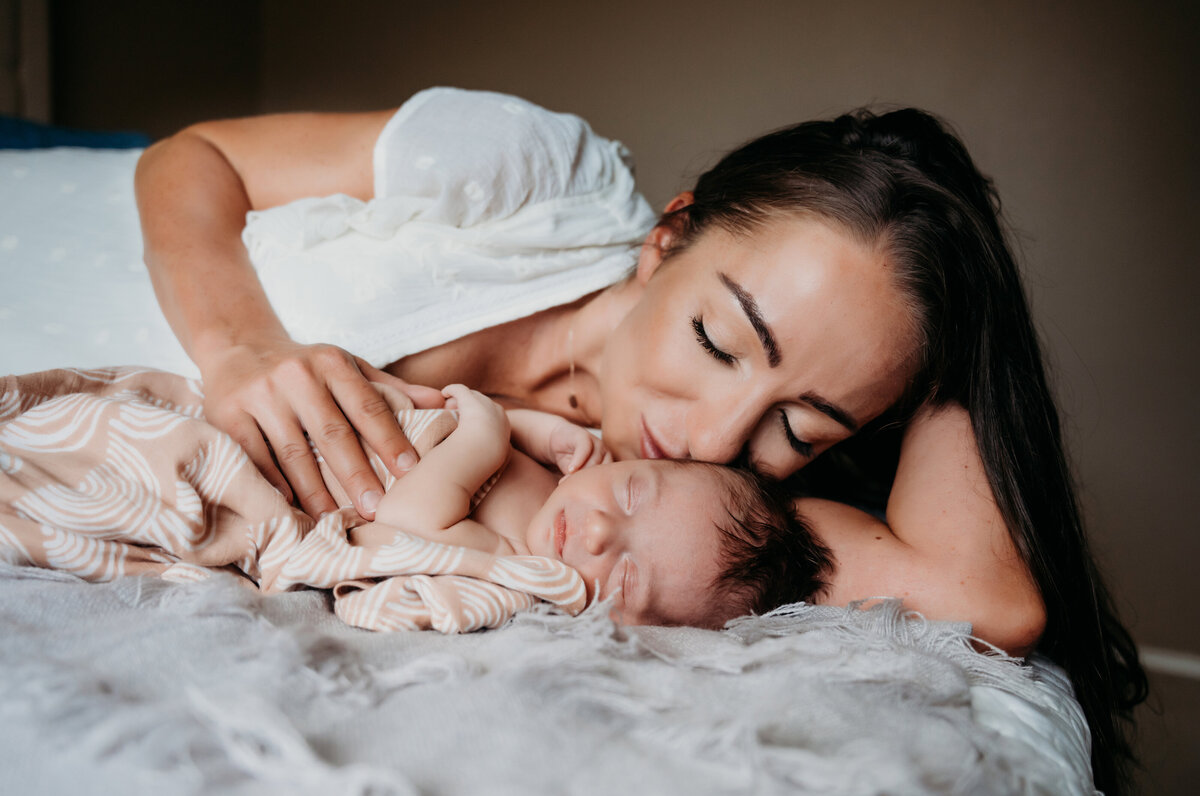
[554,509,567,558]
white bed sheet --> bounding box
[0,148,197,378]
[0,147,1098,793]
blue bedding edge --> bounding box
[0,115,150,149]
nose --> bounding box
[687,388,767,464]
[583,508,617,556]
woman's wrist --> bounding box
[192,326,292,376]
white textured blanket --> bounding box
[0,562,1094,794]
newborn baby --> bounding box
[355,385,829,628]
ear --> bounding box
[634,192,694,284]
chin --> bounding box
[598,423,633,461]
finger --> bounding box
[593,442,613,467]
[224,414,293,504]
[405,384,449,410]
[260,411,338,519]
[325,365,421,480]
[443,385,479,414]
[359,360,445,408]
[570,446,591,474]
[292,383,385,520]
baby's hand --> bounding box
[442,384,511,450]
[548,419,612,475]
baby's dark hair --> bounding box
[684,461,833,625]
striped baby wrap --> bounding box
[0,366,586,632]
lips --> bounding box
[640,417,677,460]
[553,509,567,558]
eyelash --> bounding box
[779,409,814,459]
[692,316,735,365]
[693,315,812,459]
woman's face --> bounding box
[598,212,919,478]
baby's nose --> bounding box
[583,509,616,555]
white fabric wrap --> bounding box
[242,87,658,368]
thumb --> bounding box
[403,383,448,409]
[359,359,445,409]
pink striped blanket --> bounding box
[0,367,586,632]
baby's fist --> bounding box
[548,419,612,475]
[442,385,509,437]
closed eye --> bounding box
[692,316,734,365]
[779,409,814,459]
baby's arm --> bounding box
[507,409,611,475]
[374,385,510,535]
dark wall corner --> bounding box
[49,0,263,139]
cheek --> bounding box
[597,360,638,460]
[599,314,678,452]
[561,551,601,601]
[745,418,805,478]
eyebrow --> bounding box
[719,272,781,368]
[799,391,859,433]
[715,273,859,434]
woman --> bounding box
[135,88,1144,792]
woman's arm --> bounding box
[134,110,442,521]
[805,403,1046,656]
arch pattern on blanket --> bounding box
[0,367,587,633]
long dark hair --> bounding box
[663,108,1148,794]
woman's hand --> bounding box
[200,338,444,520]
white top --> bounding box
[0,89,654,379]
[241,87,658,368]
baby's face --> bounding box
[524,459,731,627]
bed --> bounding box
[0,144,1100,794]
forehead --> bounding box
[631,462,732,626]
[675,216,919,419]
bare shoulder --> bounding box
[176,109,397,207]
[797,497,924,607]
[798,403,1049,656]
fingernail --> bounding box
[360,490,381,513]
[396,452,416,471]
